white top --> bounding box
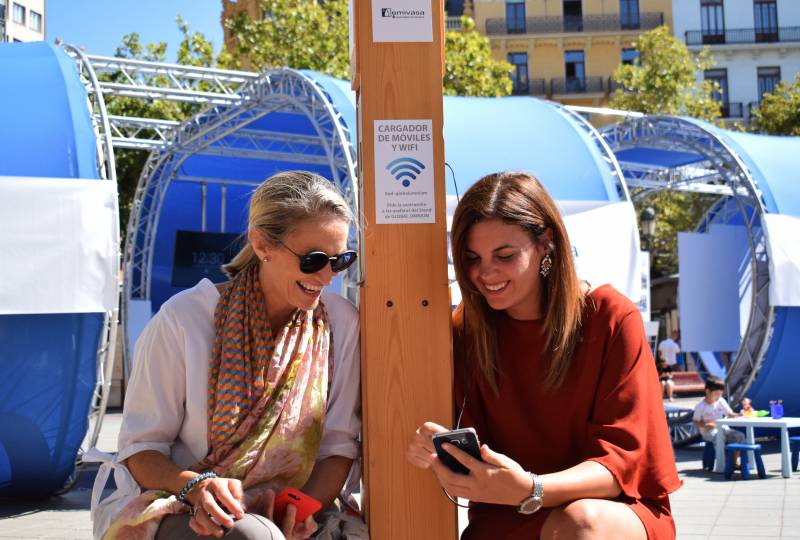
[693,397,733,438]
[657,338,680,366]
[89,279,361,538]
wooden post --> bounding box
[352,1,456,538]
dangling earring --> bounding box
[540,253,552,278]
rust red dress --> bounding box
[454,285,681,540]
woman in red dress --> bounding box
[407,172,681,539]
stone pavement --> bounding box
[1,411,798,539]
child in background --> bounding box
[693,376,745,445]
[657,356,675,402]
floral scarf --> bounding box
[103,264,331,539]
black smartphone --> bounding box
[431,427,482,475]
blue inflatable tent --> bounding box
[0,42,119,497]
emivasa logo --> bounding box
[381,7,425,19]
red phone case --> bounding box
[273,488,322,525]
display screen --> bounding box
[172,230,242,287]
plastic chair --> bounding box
[724,443,766,480]
[790,435,800,472]
[702,440,716,471]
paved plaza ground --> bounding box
[1,407,798,539]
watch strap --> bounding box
[530,472,543,499]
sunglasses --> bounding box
[281,243,358,274]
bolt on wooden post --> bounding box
[351,1,457,538]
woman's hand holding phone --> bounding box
[407,421,534,507]
[260,488,319,540]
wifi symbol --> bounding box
[386,157,425,188]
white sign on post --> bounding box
[374,119,435,224]
[372,0,433,42]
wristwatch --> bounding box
[517,472,544,515]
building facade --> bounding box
[673,0,800,122]
[0,0,45,43]
[470,0,673,106]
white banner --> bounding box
[0,177,119,314]
[446,198,641,306]
[763,213,800,307]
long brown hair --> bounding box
[451,172,584,391]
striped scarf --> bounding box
[198,262,332,486]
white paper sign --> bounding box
[372,0,433,42]
[374,119,435,224]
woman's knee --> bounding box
[542,499,646,540]
[225,513,286,540]
[541,499,603,539]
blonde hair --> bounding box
[222,171,354,278]
[451,172,584,391]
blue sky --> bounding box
[47,0,224,61]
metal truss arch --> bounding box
[57,45,121,483]
[601,115,775,405]
[122,68,359,374]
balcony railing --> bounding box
[608,77,626,93]
[486,12,663,36]
[512,78,548,97]
[686,27,800,46]
[551,76,604,95]
[720,102,744,118]
[530,78,547,96]
[445,16,463,32]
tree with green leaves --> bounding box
[610,26,721,121]
[751,74,800,136]
[444,16,512,97]
[610,26,723,277]
[220,0,350,78]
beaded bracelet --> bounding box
[176,471,218,505]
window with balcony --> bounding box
[705,68,730,114]
[12,2,24,25]
[621,48,639,65]
[508,52,529,95]
[29,10,41,32]
[758,66,781,100]
[620,0,640,30]
[506,0,526,34]
[701,0,725,44]
[754,0,778,42]
[563,1,583,32]
[565,50,586,92]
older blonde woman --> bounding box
[92,171,361,540]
